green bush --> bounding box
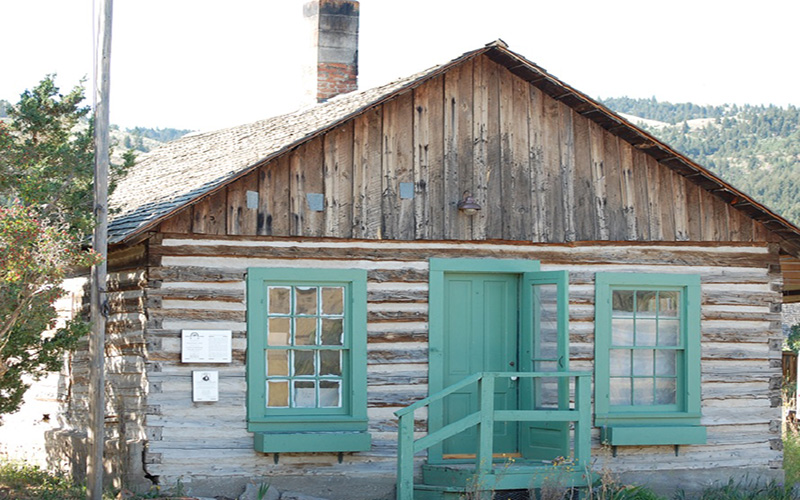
[675,477,792,500]
[0,460,85,500]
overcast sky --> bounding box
[2,0,798,132]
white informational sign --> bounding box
[192,370,219,402]
[181,330,232,363]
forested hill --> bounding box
[601,97,800,225]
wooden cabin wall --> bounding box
[158,55,778,246]
[141,235,783,482]
[49,244,150,488]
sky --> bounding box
[1,0,798,132]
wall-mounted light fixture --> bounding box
[457,191,481,216]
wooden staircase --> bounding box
[413,462,592,499]
[394,372,593,500]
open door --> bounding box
[519,270,570,460]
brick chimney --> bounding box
[303,0,359,104]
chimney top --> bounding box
[303,0,360,104]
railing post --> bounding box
[574,375,591,468]
[397,413,415,500]
[476,374,495,489]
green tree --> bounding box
[0,76,128,418]
[1,76,95,235]
[0,204,99,415]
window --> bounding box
[594,273,706,446]
[246,268,370,453]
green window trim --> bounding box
[594,272,704,446]
[246,268,370,452]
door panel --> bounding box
[442,273,518,456]
[519,271,570,460]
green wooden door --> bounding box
[442,273,519,456]
[519,271,570,460]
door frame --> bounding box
[428,258,541,463]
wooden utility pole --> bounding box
[87,0,113,498]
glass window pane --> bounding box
[632,349,654,376]
[658,319,680,346]
[610,349,631,376]
[268,286,291,315]
[295,317,317,346]
[266,349,289,376]
[636,290,657,314]
[293,381,316,408]
[655,350,677,376]
[295,287,317,315]
[321,287,344,315]
[612,290,634,313]
[321,318,344,345]
[319,380,341,408]
[655,378,677,404]
[267,381,289,407]
[611,318,635,346]
[659,291,680,317]
[609,378,631,406]
[268,318,291,346]
[320,350,341,376]
[633,378,654,405]
[635,319,657,346]
[293,350,315,376]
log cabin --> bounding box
[46,1,800,498]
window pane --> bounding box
[610,349,631,376]
[632,349,654,376]
[321,287,344,315]
[659,291,679,317]
[320,350,342,376]
[267,381,289,407]
[295,286,317,315]
[293,350,315,376]
[268,317,291,346]
[268,286,291,315]
[295,317,317,345]
[267,349,289,376]
[611,318,634,346]
[655,378,677,404]
[293,381,316,408]
[321,318,344,345]
[319,380,341,408]
[636,319,657,346]
[636,290,657,314]
[655,350,677,376]
[612,290,634,313]
[633,378,654,405]
[609,378,631,406]
[658,319,679,346]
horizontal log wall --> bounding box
[52,244,150,486]
[157,55,778,246]
[141,236,783,481]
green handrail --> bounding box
[394,371,591,500]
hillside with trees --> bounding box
[602,97,800,225]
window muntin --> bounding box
[594,273,702,431]
[608,288,683,409]
[264,285,346,409]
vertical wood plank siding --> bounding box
[139,237,782,479]
[158,55,770,245]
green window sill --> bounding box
[600,425,706,446]
[254,430,371,453]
